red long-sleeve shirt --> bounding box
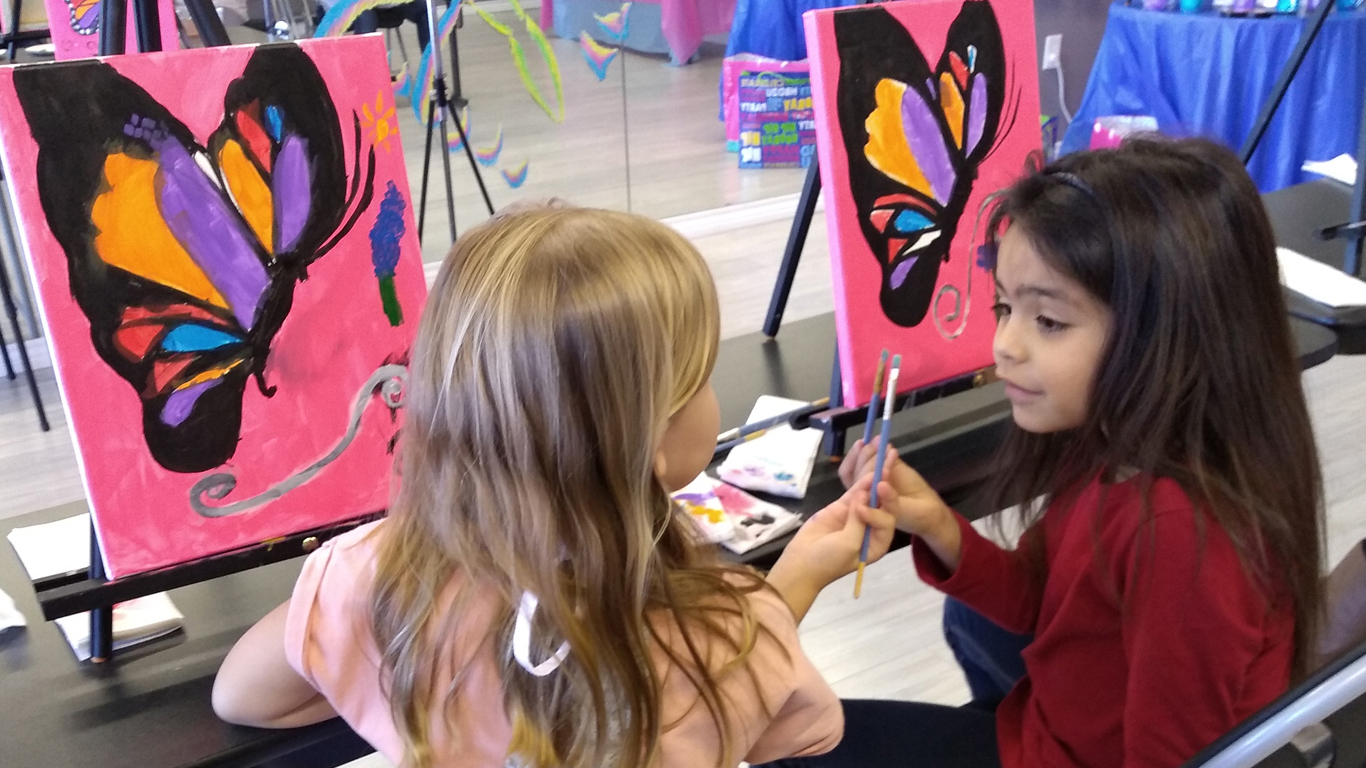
[914,476,1294,768]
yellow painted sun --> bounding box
[361,90,398,153]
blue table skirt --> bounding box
[1062,3,1366,191]
[724,0,858,62]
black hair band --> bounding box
[1047,171,1097,198]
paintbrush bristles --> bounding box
[861,349,889,447]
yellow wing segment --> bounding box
[864,79,935,200]
[217,139,274,252]
[91,153,229,309]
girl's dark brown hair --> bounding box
[982,137,1324,676]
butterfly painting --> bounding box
[0,37,427,577]
[13,43,373,473]
[804,0,1040,405]
[835,0,1010,328]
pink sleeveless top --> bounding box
[284,521,843,767]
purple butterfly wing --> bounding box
[144,130,270,331]
[273,133,313,253]
[899,85,957,205]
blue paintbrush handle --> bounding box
[858,414,894,563]
[861,391,881,446]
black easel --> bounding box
[764,163,821,338]
[415,0,493,246]
[0,182,48,432]
[1238,0,1365,276]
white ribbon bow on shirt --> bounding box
[512,591,570,677]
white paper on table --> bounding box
[6,514,91,581]
[1278,247,1366,308]
[1302,154,1358,186]
[53,593,184,661]
[0,587,25,631]
[718,395,823,499]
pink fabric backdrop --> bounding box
[541,0,734,63]
[0,36,427,577]
[804,0,1041,406]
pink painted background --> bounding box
[42,0,180,60]
[803,0,1041,406]
[0,36,427,577]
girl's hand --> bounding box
[837,441,961,570]
[767,475,897,621]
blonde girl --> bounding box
[212,205,898,768]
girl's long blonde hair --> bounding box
[370,206,773,768]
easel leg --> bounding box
[131,0,162,54]
[0,316,14,380]
[822,346,845,460]
[763,163,822,338]
[182,0,231,46]
[1238,0,1336,165]
[418,97,438,244]
[446,101,494,216]
[98,0,128,55]
[1346,92,1366,277]
[433,78,458,242]
[0,190,47,430]
[447,8,465,108]
[7,0,23,60]
[89,529,113,663]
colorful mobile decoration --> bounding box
[444,106,472,152]
[501,159,530,188]
[392,63,412,100]
[473,126,504,167]
[408,0,564,125]
[369,181,407,327]
[594,2,631,43]
[315,0,409,38]
[579,33,619,82]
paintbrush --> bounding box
[715,397,831,447]
[855,355,900,599]
[861,350,889,448]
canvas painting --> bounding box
[41,0,180,60]
[803,0,1041,405]
[0,37,427,577]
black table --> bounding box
[1264,179,1366,354]
[0,311,1338,768]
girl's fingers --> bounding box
[838,439,867,487]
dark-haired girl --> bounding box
[767,138,1325,768]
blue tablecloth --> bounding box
[724,0,858,61]
[1062,3,1366,191]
